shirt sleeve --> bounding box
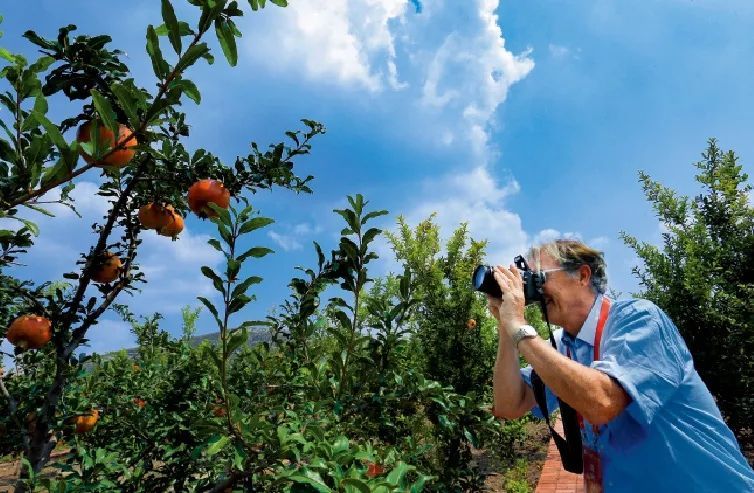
[591,300,686,427]
[520,364,560,419]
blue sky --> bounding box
[2,0,753,358]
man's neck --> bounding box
[562,292,598,337]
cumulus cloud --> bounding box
[268,231,303,252]
[242,0,408,92]
[267,222,323,252]
[420,1,534,154]
[390,166,528,267]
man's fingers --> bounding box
[495,265,519,288]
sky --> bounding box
[2,0,753,359]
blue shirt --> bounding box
[520,295,754,492]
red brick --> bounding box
[535,417,586,493]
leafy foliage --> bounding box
[0,4,538,491]
[622,138,754,455]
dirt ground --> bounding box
[0,451,66,493]
[475,420,551,492]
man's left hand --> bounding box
[492,264,528,339]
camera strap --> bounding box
[532,296,611,474]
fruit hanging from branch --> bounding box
[90,252,122,284]
[74,410,100,434]
[187,179,231,218]
[157,211,184,238]
[77,120,138,168]
[138,203,184,238]
[6,315,53,350]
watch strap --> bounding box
[512,324,537,347]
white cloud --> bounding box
[267,221,323,252]
[357,1,535,272]
[242,0,408,92]
[548,43,571,59]
[391,166,528,267]
[418,0,534,154]
[268,231,303,252]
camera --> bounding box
[471,255,547,305]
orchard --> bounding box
[0,1,532,491]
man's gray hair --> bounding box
[527,239,608,294]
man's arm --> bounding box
[517,336,630,426]
[491,333,536,419]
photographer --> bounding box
[486,239,754,492]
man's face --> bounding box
[536,252,585,328]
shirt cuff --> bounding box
[591,359,669,427]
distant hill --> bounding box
[92,328,273,362]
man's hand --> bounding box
[490,264,527,339]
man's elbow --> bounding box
[584,395,630,426]
[491,403,530,421]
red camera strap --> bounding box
[567,296,612,432]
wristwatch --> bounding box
[511,325,538,348]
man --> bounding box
[488,239,754,492]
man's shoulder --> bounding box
[610,297,663,320]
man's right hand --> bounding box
[487,294,502,324]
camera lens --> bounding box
[472,265,502,298]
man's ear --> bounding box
[579,264,592,287]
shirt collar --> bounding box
[561,294,603,347]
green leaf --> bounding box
[207,238,224,253]
[340,479,369,493]
[167,78,201,104]
[362,227,382,247]
[110,83,139,128]
[41,159,73,188]
[237,246,273,263]
[19,218,39,236]
[386,462,412,485]
[155,21,192,36]
[332,310,352,331]
[0,47,19,64]
[175,42,209,74]
[161,0,182,54]
[208,347,222,370]
[239,217,274,235]
[334,208,359,233]
[28,55,54,74]
[146,25,169,78]
[90,89,119,137]
[287,473,332,493]
[231,275,262,299]
[269,0,288,6]
[31,111,68,153]
[226,328,247,354]
[201,266,226,295]
[32,95,47,115]
[197,296,221,322]
[206,435,229,456]
[214,18,238,67]
[23,203,54,217]
[228,293,253,314]
[361,209,388,225]
[331,436,349,455]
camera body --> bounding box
[472,255,547,305]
